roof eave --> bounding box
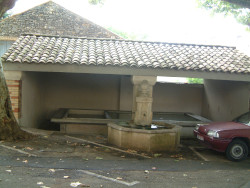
[0,36,18,41]
[3,62,250,82]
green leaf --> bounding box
[196,0,250,28]
[153,153,162,157]
[95,157,103,160]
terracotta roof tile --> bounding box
[2,34,250,75]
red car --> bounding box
[194,111,250,161]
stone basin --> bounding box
[51,109,209,138]
[108,122,181,152]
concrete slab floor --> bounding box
[0,128,249,188]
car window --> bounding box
[233,112,250,126]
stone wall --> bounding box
[119,76,204,115]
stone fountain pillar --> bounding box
[107,75,181,152]
[131,76,157,126]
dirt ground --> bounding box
[0,128,200,161]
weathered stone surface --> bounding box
[108,122,181,152]
[131,76,157,126]
[134,97,153,126]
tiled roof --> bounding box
[2,35,250,74]
[0,1,120,39]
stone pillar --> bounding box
[131,76,157,126]
[4,71,22,121]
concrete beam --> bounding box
[131,76,157,85]
[4,71,22,80]
[3,62,250,82]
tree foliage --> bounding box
[197,0,250,28]
[88,0,105,5]
[0,11,11,20]
[187,78,204,84]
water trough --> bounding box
[51,109,210,138]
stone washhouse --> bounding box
[0,2,250,143]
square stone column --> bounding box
[131,76,157,126]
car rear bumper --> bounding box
[193,130,232,152]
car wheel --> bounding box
[226,139,248,161]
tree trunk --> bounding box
[0,0,32,141]
[0,62,32,140]
[0,0,17,18]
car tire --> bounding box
[226,139,248,161]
